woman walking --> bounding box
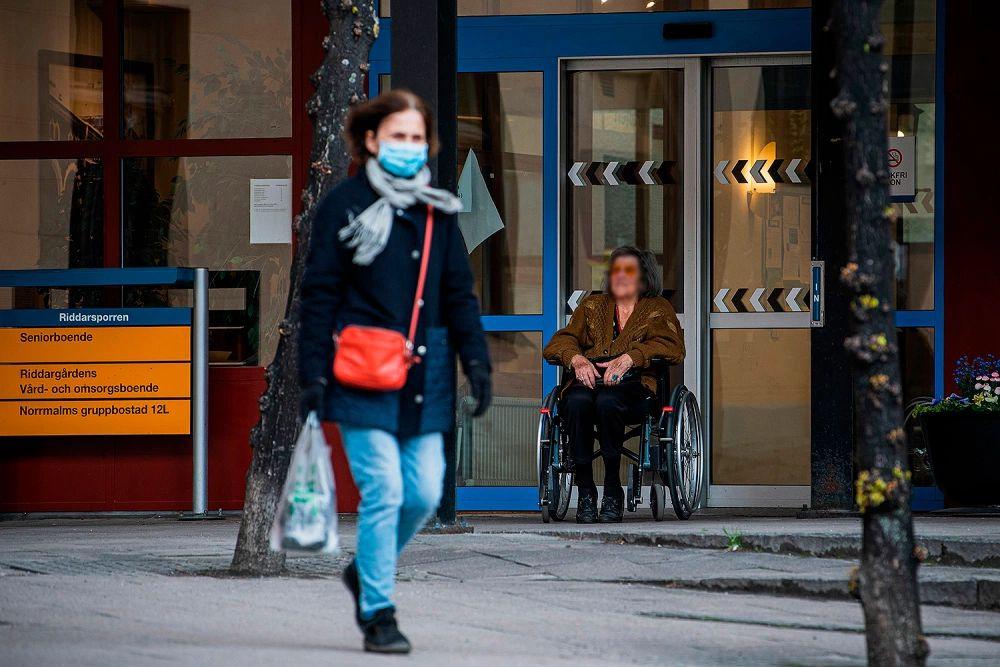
[543,247,684,523]
[298,90,491,654]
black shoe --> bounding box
[342,559,361,625]
[362,607,411,654]
[576,487,598,523]
[599,491,624,523]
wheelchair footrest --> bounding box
[625,463,642,512]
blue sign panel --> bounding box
[0,308,191,328]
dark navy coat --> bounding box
[298,171,490,437]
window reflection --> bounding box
[0,158,105,309]
[459,72,543,315]
[382,72,544,315]
[883,0,936,310]
[0,158,103,271]
[122,0,292,139]
[0,1,104,141]
[711,65,812,310]
[457,331,542,486]
[123,156,292,366]
[711,329,811,485]
[567,69,685,312]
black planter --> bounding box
[918,411,1000,507]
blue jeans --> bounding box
[339,426,445,619]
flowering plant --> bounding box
[914,355,1000,415]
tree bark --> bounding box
[831,1,928,664]
[230,0,377,576]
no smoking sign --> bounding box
[888,148,903,169]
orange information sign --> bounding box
[0,399,191,436]
[1,325,192,437]
[0,327,190,363]
[0,363,191,400]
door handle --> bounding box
[811,261,824,327]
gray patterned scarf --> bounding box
[338,158,463,265]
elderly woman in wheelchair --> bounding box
[542,246,687,523]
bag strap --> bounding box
[406,204,434,348]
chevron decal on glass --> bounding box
[713,160,730,185]
[713,157,812,185]
[713,287,730,313]
[731,159,749,184]
[713,286,811,312]
[894,187,935,214]
[568,288,678,312]
[567,161,677,186]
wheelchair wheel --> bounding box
[650,482,668,521]
[663,386,705,521]
[538,388,572,523]
[544,466,573,523]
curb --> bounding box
[490,528,1000,568]
[630,574,1000,612]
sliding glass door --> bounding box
[561,56,811,507]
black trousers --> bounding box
[559,381,651,493]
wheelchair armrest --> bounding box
[647,357,675,407]
[647,357,673,372]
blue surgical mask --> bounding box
[377,140,428,178]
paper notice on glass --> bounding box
[250,178,292,244]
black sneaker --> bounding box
[342,559,361,625]
[362,607,411,654]
[576,487,598,523]
[599,490,624,523]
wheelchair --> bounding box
[537,359,705,522]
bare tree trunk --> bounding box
[230,0,377,576]
[831,1,928,664]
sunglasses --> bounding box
[611,264,639,277]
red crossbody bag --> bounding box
[332,204,434,392]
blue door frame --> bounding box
[370,7,944,511]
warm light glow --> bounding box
[646,1,655,7]
[751,141,777,195]
[897,129,905,137]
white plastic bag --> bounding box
[269,412,339,554]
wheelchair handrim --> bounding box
[536,413,549,505]
[672,390,705,511]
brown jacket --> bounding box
[543,293,685,395]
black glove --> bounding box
[466,361,492,417]
[300,379,326,419]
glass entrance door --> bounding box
[562,55,811,507]
[708,57,811,507]
[562,59,702,489]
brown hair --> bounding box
[345,89,439,162]
[604,246,663,299]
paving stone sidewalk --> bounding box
[1,516,999,665]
